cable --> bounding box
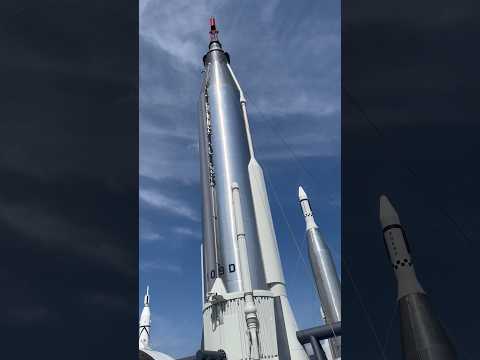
[342,86,474,249]
[263,166,340,344]
[249,96,388,359]
[248,100,325,186]
[249,99,343,344]
[343,257,389,360]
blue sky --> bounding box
[139,0,340,357]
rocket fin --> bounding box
[248,157,285,287]
[274,296,310,360]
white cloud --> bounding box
[140,0,212,68]
[140,259,182,274]
[139,104,199,183]
[251,87,339,118]
[173,226,201,239]
[141,230,164,243]
[140,188,199,221]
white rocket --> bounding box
[298,186,341,359]
[380,195,456,360]
[199,18,309,360]
[138,286,176,360]
[139,286,151,350]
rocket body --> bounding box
[306,229,342,325]
[380,195,456,360]
[198,19,308,360]
[199,39,266,295]
[299,187,341,359]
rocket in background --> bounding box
[380,195,457,360]
[298,186,341,359]
[198,18,309,360]
[139,286,151,350]
[138,287,176,360]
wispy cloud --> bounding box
[173,226,201,239]
[140,188,199,221]
[141,230,164,243]
[140,0,212,68]
[140,259,182,274]
[139,106,199,183]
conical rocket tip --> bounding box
[379,194,401,228]
[144,285,150,305]
[298,186,308,201]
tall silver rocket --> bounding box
[298,186,341,359]
[380,195,457,360]
[198,18,308,360]
[199,17,266,294]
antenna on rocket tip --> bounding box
[209,17,219,42]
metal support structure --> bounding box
[296,322,341,345]
[309,336,327,360]
[297,322,341,360]
[232,182,260,360]
[196,350,227,360]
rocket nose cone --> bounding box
[298,186,308,201]
[379,194,401,228]
[144,286,150,305]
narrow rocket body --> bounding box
[306,228,341,326]
[139,286,151,350]
[380,195,456,360]
[299,186,341,359]
[199,37,266,295]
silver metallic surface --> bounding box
[306,228,341,358]
[399,293,456,360]
[199,41,266,293]
[199,65,219,297]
